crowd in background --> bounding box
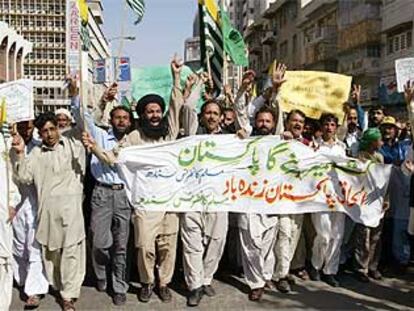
[1,57,414,310]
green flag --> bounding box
[220,8,249,67]
[131,65,205,113]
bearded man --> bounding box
[83,56,184,303]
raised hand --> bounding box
[185,74,198,90]
[199,72,210,84]
[171,54,183,76]
[81,131,96,151]
[67,75,79,98]
[351,84,361,104]
[404,80,414,105]
[11,131,25,155]
[102,82,118,103]
[241,70,256,91]
[272,62,287,90]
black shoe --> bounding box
[112,293,126,306]
[158,286,172,303]
[203,285,216,297]
[276,278,291,293]
[308,266,320,281]
[187,287,203,307]
[368,270,382,280]
[286,274,296,285]
[138,284,153,303]
[96,280,107,292]
[322,274,340,287]
[248,287,264,301]
[354,271,370,283]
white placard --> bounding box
[395,57,414,93]
[0,79,34,123]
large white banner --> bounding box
[117,135,391,227]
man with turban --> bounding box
[83,56,184,303]
[354,128,387,282]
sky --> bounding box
[102,0,197,68]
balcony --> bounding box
[338,19,381,51]
[338,57,381,76]
[306,25,336,44]
[261,30,277,45]
[305,41,337,64]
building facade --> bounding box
[380,0,414,112]
[0,21,32,82]
[336,0,382,105]
[0,0,110,114]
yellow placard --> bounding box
[279,71,352,121]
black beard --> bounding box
[222,122,236,134]
[112,126,130,140]
[138,116,169,139]
[253,127,275,136]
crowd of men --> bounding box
[1,56,414,310]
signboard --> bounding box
[114,57,131,82]
[66,0,81,80]
[93,59,106,84]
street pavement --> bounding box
[10,268,414,310]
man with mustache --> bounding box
[69,81,133,306]
[341,85,364,158]
[237,63,287,301]
[308,113,347,287]
[271,109,310,293]
[11,112,87,311]
[11,120,49,308]
[181,70,252,307]
[83,56,184,304]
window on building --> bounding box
[394,36,400,52]
[367,44,381,57]
[408,31,412,48]
[280,41,288,58]
[401,33,407,49]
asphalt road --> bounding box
[10,268,414,310]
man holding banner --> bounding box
[236,65,287,301]
[83,56,185,303]
[70,81,133,306]
[181,69,252,306]
[308,113,347,287]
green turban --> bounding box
[359,128,382,151]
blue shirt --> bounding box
[71,96,124,185]
[380,140,411,165]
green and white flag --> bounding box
[199,0,223,94]
[220,8,249,67]
[126,0,145,24]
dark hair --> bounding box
[319,113,338,126]
[200,100,223,116]
[223,107,235,114]
[255,105,277,122]
[286,109,306,122]
[368,105,385,114]
[110,106,133,122]
[34,112,58,130]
